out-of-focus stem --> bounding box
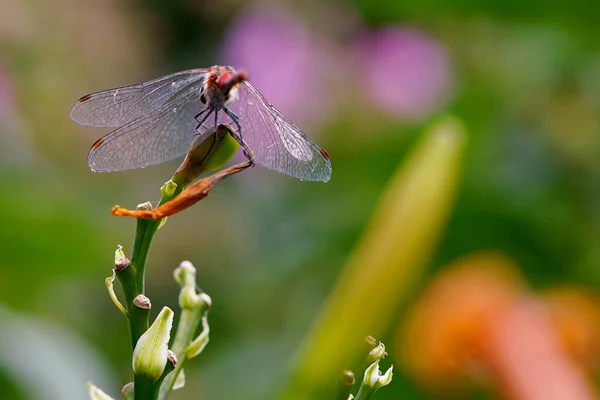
[158,353,188,400]
[280,116,465,399]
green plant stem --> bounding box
[173,307,203,354]
[354,385,375,400]
[117,191,177,400]
[134,375,160,400]
[118,218,161,400]
[120,219,160,346]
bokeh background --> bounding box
[2,0,600,399]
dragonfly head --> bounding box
[217,69,249,97]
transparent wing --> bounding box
[224,81,331,182]
[70,69,207,128]
[88,91,207,172]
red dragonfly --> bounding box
[70,66,331,182]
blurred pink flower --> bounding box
[355,27,453,121]
[221,6,331,123]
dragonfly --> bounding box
[70,66,332,182]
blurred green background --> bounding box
[1,0,600,399]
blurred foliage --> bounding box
[1,0,600,399]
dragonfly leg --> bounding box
[224,107,254,164]
[194,107,212,131]
[201,108,219,159]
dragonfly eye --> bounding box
[200,93,207,104]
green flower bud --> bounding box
[204,132,239,172]
[88,382,114,400]
[172,124,239,187]
[366,342,386,363]
[359,360,393,398]
[363,361,380,388]
[335,370,355,400]
[174,261,212,312]
[160,180,178,199]
[158,180,179,230]
[174,261,199,309]
[173,260,195,286]
[132,307,174,382]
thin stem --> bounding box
[354,384,375,400]
[158,353,189,400]
[173,308,203,355]
[132,219,160,293]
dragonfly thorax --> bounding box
[202,67,247,110]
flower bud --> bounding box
[132,307,174,382]
[204,130,239,172]
[174,260,195,286]
[161,180,178,199]
[365,335,378,348]
[363,360,380,387]
[361,360,394,395]
[174,261,211,312]
[174,261,199,309]
[335,370,355,400]
[173,124,239,187]
[88,382,114,400]
[366,342,386,364]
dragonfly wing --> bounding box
[225,81,331,182]
[70,69,206,128]
[88,92,206,172]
